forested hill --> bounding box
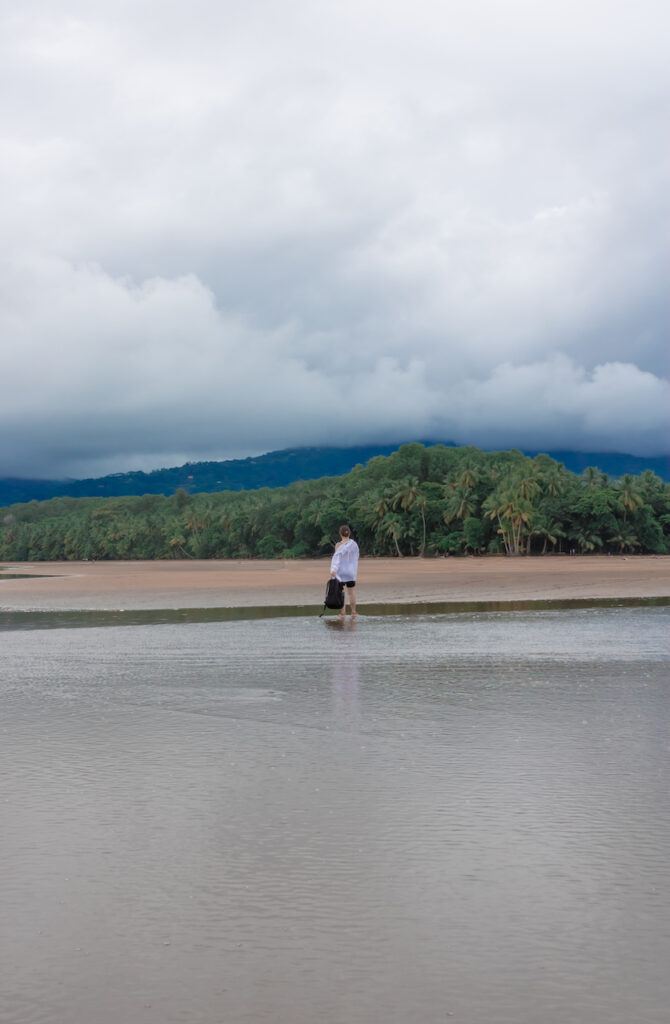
[0,444,407,506]
[0,443,668,506]
[1,443,668,561]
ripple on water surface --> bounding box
[1,607,669,1024]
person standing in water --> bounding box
[330,525,360,619]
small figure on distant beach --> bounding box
[330,525,360,620]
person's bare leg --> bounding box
[338,585,346,619]
[349,586,357,618]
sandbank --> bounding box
[1,556,669,612]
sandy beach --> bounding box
[1,556,669,611]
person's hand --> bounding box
[330,571,336,578]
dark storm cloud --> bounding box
[1,0,669,477]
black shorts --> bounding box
[338,580,356,589]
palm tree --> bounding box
[381,513,404,557]
[582,466,608,488]
[483,491,532,556]
[607,528,640,554]
[443,488,476,525]
[356,492,395,555]
[540,464,567,499]
[515,474,541,503]
[374,494,390,523]
[168,534,191,558]
[391,477,420,513]
[391,478,427,555]
[636,472,666,521]
[617,475,644,521]
[368,495,391,553]
[413,493,428,556]
[457,466,479,492]
[569,529,603,554]
[529,515,566,555]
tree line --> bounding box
[1,444,668,561]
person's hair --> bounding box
[339,525,351,538]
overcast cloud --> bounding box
[1,0,669,478]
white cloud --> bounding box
[1,0,669,476]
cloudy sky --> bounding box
[2,0,669,478]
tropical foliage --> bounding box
[1,444,668,561]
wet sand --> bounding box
[1,556,669,611]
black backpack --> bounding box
[320,578,344,616]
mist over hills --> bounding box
[0,443,668,508]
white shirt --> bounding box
[330,538,359,582]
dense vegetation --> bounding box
[1,444,668,561]
[0,442,667,507]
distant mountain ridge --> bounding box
[1,442,668,507]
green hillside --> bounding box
[1,443,668,562]
[0,444,411,505]
[0,443,668,507]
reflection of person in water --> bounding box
[330,525,360,620]
[331,640,361,728]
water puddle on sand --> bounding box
[0,594,669,630]
[0,572,56,581]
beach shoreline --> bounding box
[1,555,669,612]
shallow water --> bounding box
[1,593,669,630]
[2,608,669,1024]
